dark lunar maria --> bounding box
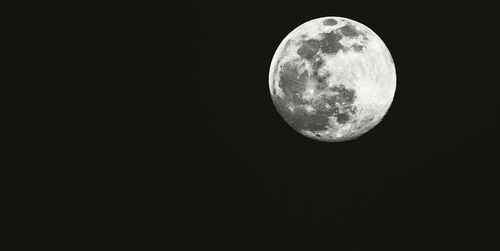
[272,24,368,134]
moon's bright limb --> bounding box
[269,17,396,142]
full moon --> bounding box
[269,17,396,142]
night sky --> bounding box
[192,2,498,250]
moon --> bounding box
[269,17,396,142]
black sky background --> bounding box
[193,2,498,250]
